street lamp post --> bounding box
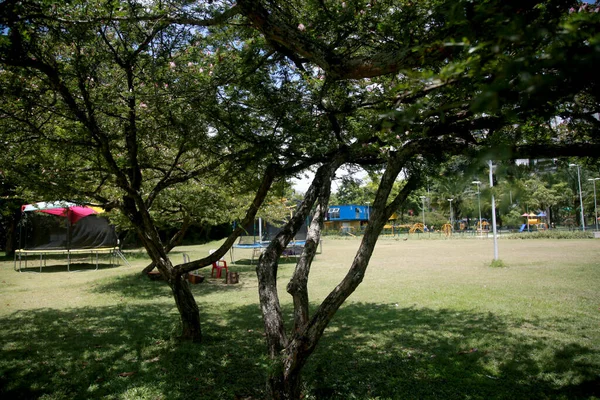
[588,178,600,231]
[447,198,454,230]
[569,163,585,231]
[472,180,482,233]
[420,196,426,229]
[489,160,498,260]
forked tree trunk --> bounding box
[257,160,341,399]
[129,199,203,342]
[142,217,191,275]
[259,152,420,400]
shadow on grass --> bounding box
[231,257,300,267]
[1,302,598,400]
[15,262,123,274]
[90,269,252,300]
[0,304,267,400]
[297,303,600,399]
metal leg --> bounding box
[113,250,131,267]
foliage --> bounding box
[0,171,21,253]
[502,208,526,228]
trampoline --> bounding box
[14,201,130,272]
[230,239,320,264]
[15,247,124,272]
[230,240,269,264]
[230,216,321,264]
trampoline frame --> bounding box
[14,247,131,273]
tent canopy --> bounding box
[22,201,106,224]
[19,201,116,250]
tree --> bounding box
[0,170,22,255]
[233,0,600,397]
[0,0,292,342]
[0,0,367,345]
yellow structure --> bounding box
[409,223,425,233]
[476,220,490,230]
[442,223,453,236]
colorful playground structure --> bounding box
[519,212,548,231]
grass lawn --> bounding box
[1,238,599,399]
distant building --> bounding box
[325,205,371,234]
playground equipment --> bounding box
[409,223,425,234]
[442,223,453,237]
[382,224,396,236]
[476,220,490,230]
[519,222,548,232]
[520,212,549,232]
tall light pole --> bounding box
[472,180,482,233]
[447,198,454,230]
[420,196,426,229]
[588,178,600,231]
[489,160,498,260]
[569,163,585,231]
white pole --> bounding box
[472,181,482,233]
[589,178,599,231]
[258,217,263,242]
[489,161,498,260]
[595,179,599,232]
[420,196,426,228]
[570,164,585,231]
[578,165,585,231]
[448,198,454,230]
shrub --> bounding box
[506,230,594,239]
[489,259,507,268]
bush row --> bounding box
[505,230,594,240]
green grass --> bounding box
[1,239,599,399]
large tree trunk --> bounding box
[259,151,421,400]
[171,270,202,341]
[125,194,203,342]
[266,367,302,400]
[147,245,202,342]
[257,160,341,398]
[4,218,16,256]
